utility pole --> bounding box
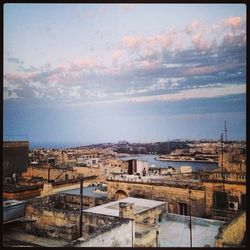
[79,175,84,237]
[220,133,225,192]
[224,120,228,143]
[188,177,192,248]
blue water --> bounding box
[119,154,218,171]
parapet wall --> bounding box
[215,212,246,247]
[107,180,205,217]
[73,219,133,247]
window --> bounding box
[179,203,188,215]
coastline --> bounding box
[157,157,218,163]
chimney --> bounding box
[119,202,135,220]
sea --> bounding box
[119,154,218,171]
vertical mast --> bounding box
[188,177,192,247]
[221,133,225,192]
[224,120,228,143]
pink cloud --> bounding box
[5,73,26,82]
[46,74,61,83]
[158,30,177,49]
[185,20,201,34]
[112,49,124,62]
[159,34,173,48]
[223,16,242,29]
[184,62,241,76]
[122,35,142,49]
[174,39,183,51]
[70,58,94,72]
[146,36,159,49]
[140,60,158,69]
[191,33,212,50]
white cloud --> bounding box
[4,90,19,99]
[70,83,245,106]
[69,86,81,98]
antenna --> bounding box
[188,176,192,248]
[224,121,228,143]
[220,133,225,192]
[188,176,193,247]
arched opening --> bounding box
[114,190,128,200]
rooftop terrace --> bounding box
[84,197,166,217]
[158,213,224,247]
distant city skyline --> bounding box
[4,4,246,145]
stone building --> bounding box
[22,165,79,182]
[107,175,246,220]
[24,193,111,241]
[107,179,206,217]
[82,197,166,247]
[3,141,29,178]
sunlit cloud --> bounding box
[122,35,142,50]
[223,16,242,29]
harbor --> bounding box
[119,154,218,171]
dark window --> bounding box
[88,225,94,234]
[241,194,246,211]
[213,191,228,210]
[65,174,68,181]
[179,203,188,215]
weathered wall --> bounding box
[107,180,205,217]
[82,213,120,237]
[218,152,246,172]
[25,194,81,240]
[203,181,246,217]
[134,205,166,225]
[3,141,29,178]
[73,166,100,177]
[74,219,134,247]
[134,224,159,247]
[3,188,42,200]
[22,166,78,181]
[215,212,246,247]
[25,193,112,241]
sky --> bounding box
[3,4,246,147]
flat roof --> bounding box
[158,213,224,247]
[63,186,107,198]
[84,197,166,217]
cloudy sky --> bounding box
[4,4,246,147]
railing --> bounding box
[3,183,43,192]
[212,209,238,221]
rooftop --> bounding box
[62,186,107,198]
[84,197,166,217]
[158,213,224,247]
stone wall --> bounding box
[22,166,78,181]
[73,166,100,177]
[24,193,110,240]
[73,219,134,247]
[134,224,159,247]
[134,205,166,225]
[82,212,122,237]
[203,181,246,217]
[3,188,42,200]
[25,204,80,240]
[107,180,205,217]
[215,212,246,247]
[3,141,29,178]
